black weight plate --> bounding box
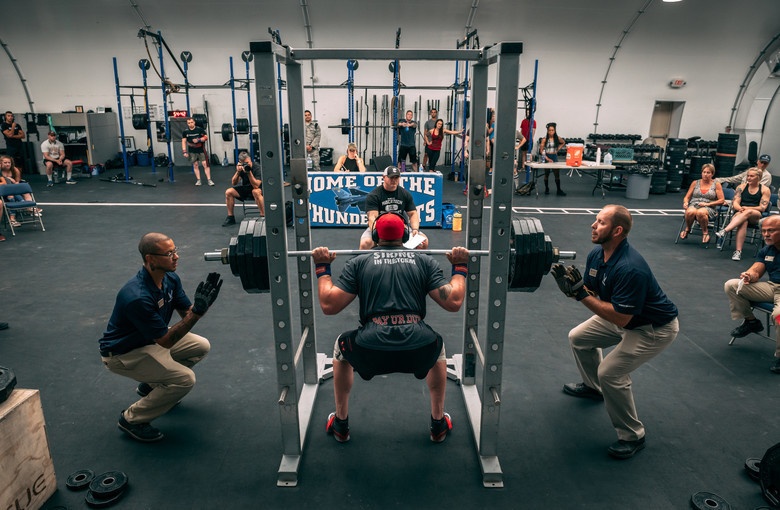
[690,491,732,510]
[235,118,250,134]
[221,123,233,142]
[760,442,780,507]
[131,114,148,130]
[0,365,17,404]
[236,220,251,291]
[66,469,94,491]
[88,471,129,500]
[251,218,270,293]
[242,219,257,293]
[86,488,126,508]
[745,457,761,482]
[192,113,207,128]
[228,236,240,277]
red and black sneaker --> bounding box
[430,413,452,443]
[326,412,350,443]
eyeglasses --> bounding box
[149,248,179,259]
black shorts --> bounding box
[233,185,254,201]
[335,329,443,381]
[398,145,418,164]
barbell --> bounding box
[132,113,207,130]
[219,118,251,142]
[203,217,575,294]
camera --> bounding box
[237,164,244,171]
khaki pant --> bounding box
[569,315,679,441]
[102,332,210,424]
[724,278,780,357]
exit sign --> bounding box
[170,110,188,118]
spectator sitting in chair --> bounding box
[717,154,771,188]
[716,167,770,261]
[222,151,264,227]
[0,154,22,183]
[41,131,74,186]
[0,155,41,224]
[724,214,780,374]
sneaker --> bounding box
[195,179,202,186]
[430,413,453,443]
[207,179,215,186]
[46,181,54,187]
[607,437,645,459]
[562,382,604,401]
[557,190,567,196]
[32,208,43,217]
[0,234,5,242]
[326,412,350,442]
[730,319,763,338]
[65,179,76,184]
[117,411,163,442]
[770,359,780,374]
[716,237,724,249]
[732,250,742,261]
[222,215,236,227]
[136,382,153,397]
[715,229,726,238]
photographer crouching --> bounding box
[222,151,264,227]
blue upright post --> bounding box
[230,57,239,164]
[157,31,174,182]
[460,62,470,184]
[347,61,355,143]
[112,58,129,180]
[392,60,399,165]
[140,62,156,175]
[525,60,538,184]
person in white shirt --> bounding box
[41,131,74,186]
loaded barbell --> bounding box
[219,118,251,142]
[203,216,575,294]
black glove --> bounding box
[551,264,576,298]
[192,272,223,315]
[564,266,589,301]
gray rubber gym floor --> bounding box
[3,164,777,509]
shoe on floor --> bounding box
[0,322,8,330]
[136,382,153,397]
[771,359,780,374]
[195,179,202,186]
[326,412,350,443]
[562,382,604,401]
[207,179,215,186]
[607,437,645,459]
[222,215,236,227]
[0,234,5,242]
[730,319,763,338]
[118,411,163,442]
[556,189,567,196]
[46,181,54,187]
[430,413,453,443]
[732,250,742,261]
[715,229,726,238]
[65,179,77,184]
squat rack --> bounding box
[250,39,522,488]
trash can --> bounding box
[626,173,651,200]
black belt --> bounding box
[100,348,130,357]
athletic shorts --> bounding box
[187,152,207,163]
[232,185,255,201]
[333,329,445,380]
[398,145,418,164]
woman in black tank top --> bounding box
[716,167,771,261]
[334,142,367,172]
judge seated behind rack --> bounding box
[333,143,367,172]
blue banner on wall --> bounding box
[307,172,443,227]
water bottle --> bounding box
[604,152,613,165]
[595,147,602,165]
[306,155,313,170]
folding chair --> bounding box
[718,192,777,254]
[0,183,45,236]
[675,187,733,246]
[730,301,774,345]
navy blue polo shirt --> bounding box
[583,239,678,329]
[756,244,780,283]
[99,267,191,353]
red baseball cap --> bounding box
[375,213,405,241]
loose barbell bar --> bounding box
[203,217,575,294]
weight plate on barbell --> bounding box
[228,236,240,277]
[236,220,251,292]
[689,491,732,510]
[746,457,761,482]
[251,219,270,293]
[88,471,129,500]
[235,118,250,134]
[66,469,94,491]
[132,114,149,130]
[221,123,233,142]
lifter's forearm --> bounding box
[579,296,632,328]
[156,309,202,348]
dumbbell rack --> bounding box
[249,40,523,488]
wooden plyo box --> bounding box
[0,389,57,510]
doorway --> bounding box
[648,101,686,146]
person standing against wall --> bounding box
[305,110,321,171]
[541,122,567,196]
[397,110,419,172]
[1,112,25,169]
